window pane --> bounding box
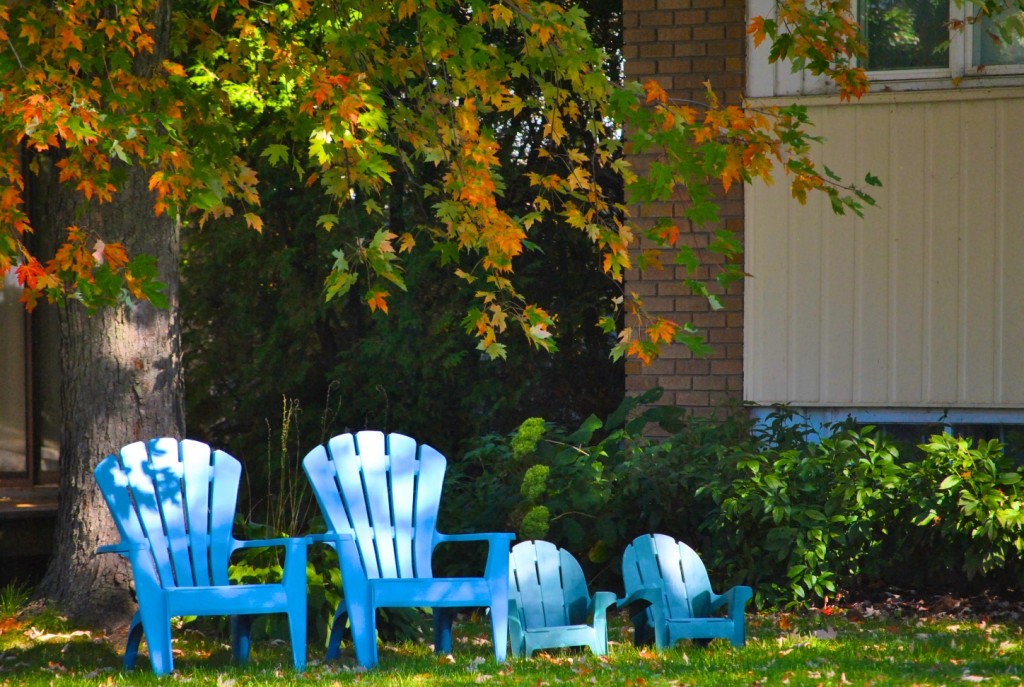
[33,302,61,474]
[0,270,27,475]
[860,0,950,70]
[973,12,1024,66]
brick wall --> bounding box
[622,0,747,415]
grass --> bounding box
[1,598,1022,686]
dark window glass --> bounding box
[860,0,949,70]
[0,271,27,477]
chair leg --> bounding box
[231,615,253,664]
[139,614,173,675]
[325,604,349,661]
[287,606,307,671]
[490,603,508,663]
[348,600,378,668]
[131,564,173,674]
[433,608,454,655]
[123,611,144,670]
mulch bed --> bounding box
[833,589,1024,622]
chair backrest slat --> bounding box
[410,442,445,578]
[558,547,590,625]
[386,433,419,578]
[146,438,194,588]
[360,434,399,578]
[207,447,242,586]
[181,440,214,585]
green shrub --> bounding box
[695,422,907,606]
[909,433,1024,579]
[445,393,1024,610]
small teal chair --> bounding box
[94,438,308,675]
[619,533,752,649]
[508,540,616,657]
[302,431,515,668]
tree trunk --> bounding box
[35,0,181,629]
[33,158,184,628]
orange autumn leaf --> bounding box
[367,290,389,313]
[747,16,768,47]
[103,243,130,271]
[655,223,680,247]
[643,80,668,105]
[15,258,46,289]
[647,318,678,345]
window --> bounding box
[859,0,950,71]
[863,0,1024,78]
[0,269,60,487]
[0,270,28,477]
[747,0,1024,96]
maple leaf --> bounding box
[643,80,669,105]
[366,290,389,313]
[16,259,46,289]
[243,212,264,233]
[748,16,769,47]
[654,223,680,246]
[103,243,129,272]
[162,60,187,78]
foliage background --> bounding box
[180,0,627,469]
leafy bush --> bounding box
[908,433,1024,579]
[443,393,1024,609]
[696,422,907,605]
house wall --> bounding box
[622,0,747,414]
[745,87,1024,414]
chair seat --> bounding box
[164,584,294,617]
[370,577,493,606]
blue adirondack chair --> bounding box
[619,533,752,649]
[508,540,616,658]
[94,438,308,675]
[302,431,515,668]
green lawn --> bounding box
[1,603,1021,685]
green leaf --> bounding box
[939,475,962,490]
[260,143,290,166]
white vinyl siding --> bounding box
[744,87,1024,410]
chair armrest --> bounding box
[232,537,310,585]
[435,532,515,579]
[617,586,662,609]
[434,532,516,545]
[96,542,146,556]
[307,532,355,544]
[233,537,307,550]
[618,586,666,647]
[590,591,618,620]
[709,585,753,618]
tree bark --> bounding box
[33,157,184,628]
[34,0,183,629]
